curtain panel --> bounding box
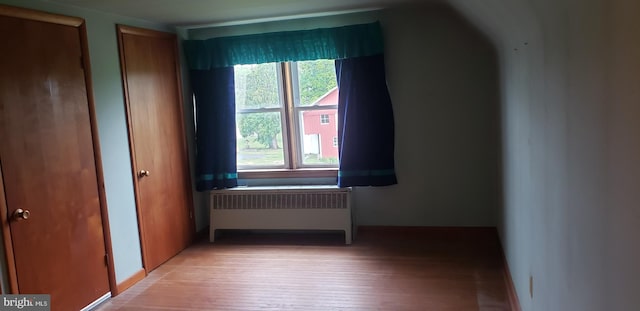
[335,54,398,187]
[191,67,238,190]
[183,22,384,69]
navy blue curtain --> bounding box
[190,67,238,190]
[335,54,397,187]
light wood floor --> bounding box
[96,227,511,311]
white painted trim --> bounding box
[181,7,383,30]
[81,292,111,311]
[213,185,347,192]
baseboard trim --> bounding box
[357,225,498,234]
[501,249,522,311]
[81,292,111,311]
[115,268,146,296]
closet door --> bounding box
[117,25,194,272]
[0,5,112,310]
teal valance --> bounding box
[183,22,384,70]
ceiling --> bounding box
[46,0,426,28]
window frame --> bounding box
[235,63,290,170]
[320,114,330,124]
[237,61,339,179]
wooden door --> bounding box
[117,26,194,271]
[0,6,113,310]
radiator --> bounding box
[209,186,352,244]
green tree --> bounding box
[234,63,280,109]
[297,59,337,106]
[238,113,281,149]
[235,63,282,149]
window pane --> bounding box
[295,59,338,107]
[299,109,339,165]
[234,63,281,109]
[237,112,285,167]
[320,114,330,124]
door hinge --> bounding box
[104,253,109,266]
[80,56,85,70]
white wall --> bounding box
[0,0,171,284]
[357,5,500,226]
[449,0,640,310]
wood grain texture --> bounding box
[117,25,175,38]
[0,4,83,26]
[0,10,110,310]
[116,269,146,295]
[96,227,511,310]
[117,25,194,272]
[0,159,18,294]
[238,168,338,179]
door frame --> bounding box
[0,4,117,295]
[116,25,196,273]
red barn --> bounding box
[301,87,338,160]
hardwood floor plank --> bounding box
[96,228,510,311]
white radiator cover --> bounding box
[209,186,352,244]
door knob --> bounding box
[138,170,150,177]
[13,208,30,221]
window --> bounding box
[234,59,339,172]
[320,114,330,124]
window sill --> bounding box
[238,168,337,179]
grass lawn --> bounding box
[237,135,338,166]
[237,135,285,166]
[237,147,285,166]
